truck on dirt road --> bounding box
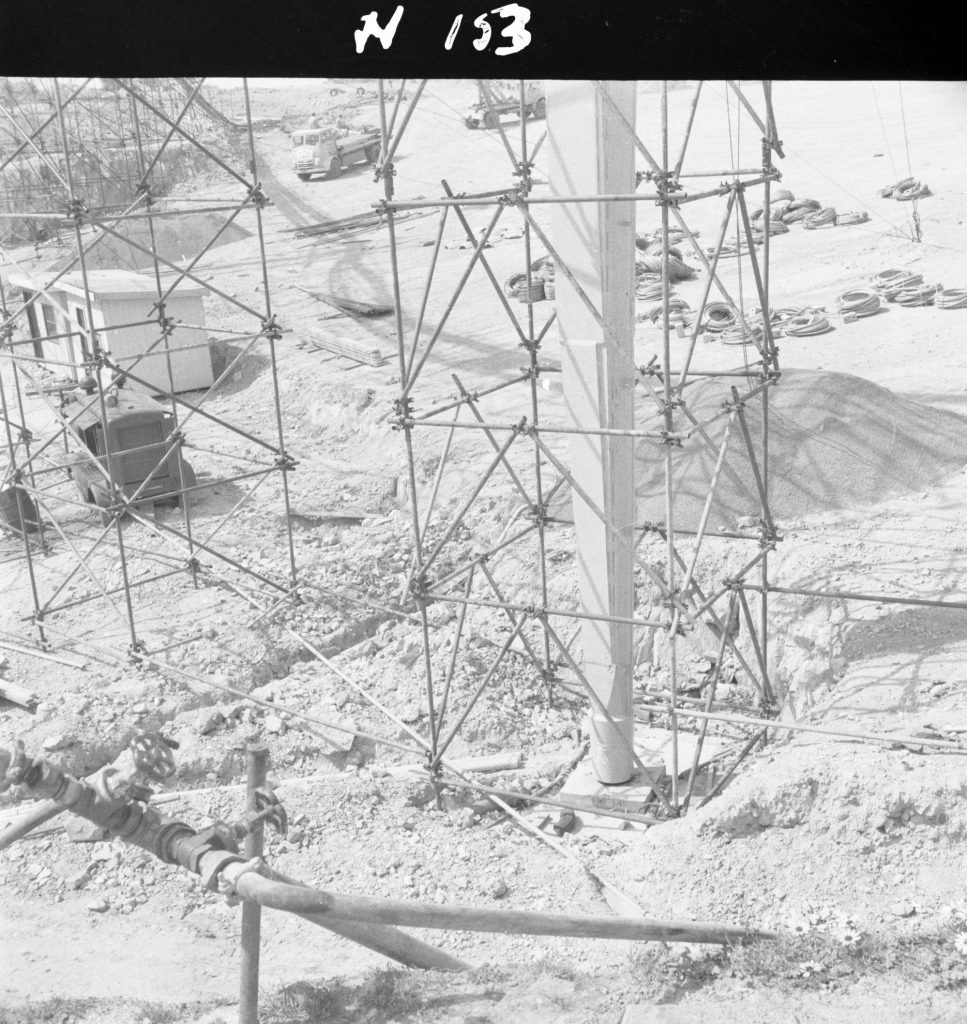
[290,123,381,182]
[464,80,545,130]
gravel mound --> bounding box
[551,369,967,529]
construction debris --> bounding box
[308,329,387,366]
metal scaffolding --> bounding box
[0,77,297,660]
[369,79,967,818]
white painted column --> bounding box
[546,81,638,784]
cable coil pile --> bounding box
[702,302,737,333]
[782,309,832,336]
[835,289,881,318]
[936,288,967,309]
[720,323,763,346]
[881,177,932,202]
[835,211,870,226]
[803,207,838,230]
[870,268,924,300]
[894,284,938,307]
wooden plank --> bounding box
[0,640,87,670]
[0,681,39,714]
[308,330,386,367]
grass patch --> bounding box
[627,921,967,999]
[0,998,191,1024]
[261,968,422,1024]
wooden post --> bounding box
[546,82,637,784]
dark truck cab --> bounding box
[63,390,195,522]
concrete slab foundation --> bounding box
[559,725,731,813]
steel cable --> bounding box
[803,207,837,230]
[836,211,870,226]
[879,176,915,198]
[871,268,924,299]
[894,284,937,306]
[935,288,967,309]
[835,289,881,317]
[868,266,921,299]
[755,219,789,237]
[881,177,932,201]
[702,302,737,332]
[781,309,832,336]
[720,323,762,346]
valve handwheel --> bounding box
[129,731,177,781]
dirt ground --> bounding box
[2,80,967,1023]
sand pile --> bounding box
[551,368,967,529]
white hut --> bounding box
[9,269,214,394]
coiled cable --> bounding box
[935,288,967,309]
[755,219,789,238]
[720,323,763,346]
[879,177,915,198]
[769,200,792,221]
[803,207,837,230]
[895,181,931,201]
[636,280,664,301]
[835,289,881,317]
[643,298,690,323]
[702,302,737,332]
[836,211,870,226]
[871,268,923,299]
[773,307,805,328]
[782,310,832,336]
[894,284,937,306]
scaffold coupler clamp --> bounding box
[275,450,297,473]
[65,197,88,224]
[218,856,265,906]
[127,638,149,665]
[260,314,282,342]
[391,395,414,431]
[247,182,268,209]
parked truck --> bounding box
[464,80,545,130]
[62,388,195,524]
[290,122,381,182]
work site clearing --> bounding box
[2,78,967,1024]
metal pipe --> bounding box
[409,417,682,441]
[440,180,529,347]
[411,373,528,423]
[224,863,776,944]
[430,523,537,591]
[744,582,967,612]
[239,744,268,1024]
[452,374,531,505]
[674,78,706,178]
[424,590,666,629]
[401,203,506,399]
[682,591,733,811]
[659,79,681,808]
[635,703,967,753]
[697,728,769,808]
[404,204,450,380]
